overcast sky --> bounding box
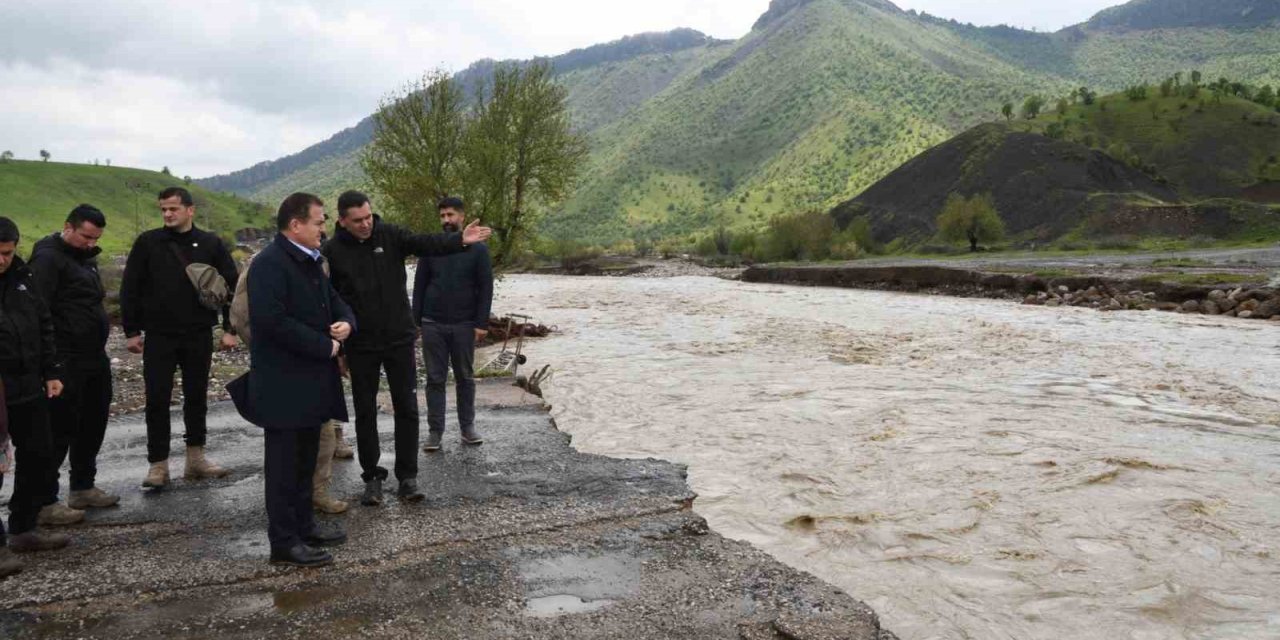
[0,0,1121,178]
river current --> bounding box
[489,274,1280,640]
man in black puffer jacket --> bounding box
[0,217,69,555]
[30,204,119,514]
[322,191,490,506]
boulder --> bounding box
[1239,310,1254,319]
[1218,297,1238,312]
[1200,300,1220,315]
[1208,289,1227,302]
[1253,298,1280,319]
[1239,299,1260,312]
[1181,300,1201,313]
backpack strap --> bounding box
[168,240,191,268]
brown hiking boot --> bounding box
[37,502,85,526]
[313,485,350,514]
[9,530,71,553]
[142,459,170,489]
[184,446,230,480]
[333,426,354,459]
[68,487,121,510]
[0,547,24,578]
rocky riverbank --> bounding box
[742,264,1280,321]
[2,381,895,639]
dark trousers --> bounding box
[50,357,113,494]
[422,322,475,433]
[143,329,212,462]
[4,399,55,538]
[348,343,419,482]
[264,427,320,550]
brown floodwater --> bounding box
[488,274,1280,640]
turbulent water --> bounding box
[489,274,1280,640]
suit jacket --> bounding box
[238,234,355,431]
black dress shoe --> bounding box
[305,523,348,547]
[397,479,425,502]
[361,478,383,506]
[270,544,333,568]
[460,425,484,445]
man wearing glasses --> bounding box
[322,191,490,507]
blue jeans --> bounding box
[421,322,475,434]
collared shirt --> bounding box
[288,237,322,262]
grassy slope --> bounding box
[548,0,1061,242]
[0,160,272,256]
[1019,93,1280,197]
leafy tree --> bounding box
[937,193,1004,252]
[463,62,589,269]
[183,175,192,185]
[0,150,12,163]
[161,166,171,175]
[363,69,469,232]
[1078,87,1097,106]
[39,149,50,162]
[1022,95,1045,120]
[1056,98,1069,116]
[1125,85,1149,101]
[1001,102,1014,122]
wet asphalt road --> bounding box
[1,381,893,639]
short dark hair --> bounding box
[67,204,107,229]
[437,196,465,212]
[0,217,19,243]
[277,192,324,231]
[336,190,370,217]
[158,187,194,207]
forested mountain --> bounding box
[200,0,1280,245]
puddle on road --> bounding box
[517,550,641,617]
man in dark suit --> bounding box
[244,193,353,568]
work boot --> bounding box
[142,459,170,489]
[68,487,121,510]
[333,426,354,459]
[313,481,349,515]
[9,530,71,553]
[360,478,383,506]
[460,424,484,445]
[423,431,443,452]
[0,547,23,578]
[305,522,348,548]
[184,446,230,480]
[37,502,85,526]
[397,479,424,503]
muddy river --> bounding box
[490,274,1280,640]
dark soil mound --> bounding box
[830,123,1178,244]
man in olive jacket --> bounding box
[322,191,490,506]
[242,193,353,568]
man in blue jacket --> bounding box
[411,197,494,452]
[243,193,353,568]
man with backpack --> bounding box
[120,187,239,489]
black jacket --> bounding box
[411,241,493,330]
[321,216,464,353]
[242,234,356,431]
[120,225,238,337]
[0,257,61,404]
[29,234,110,366]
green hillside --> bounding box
[0,160,273,256]
[200,0,1280,246]
[1019,92,1280,198]
[204,32,727,209]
